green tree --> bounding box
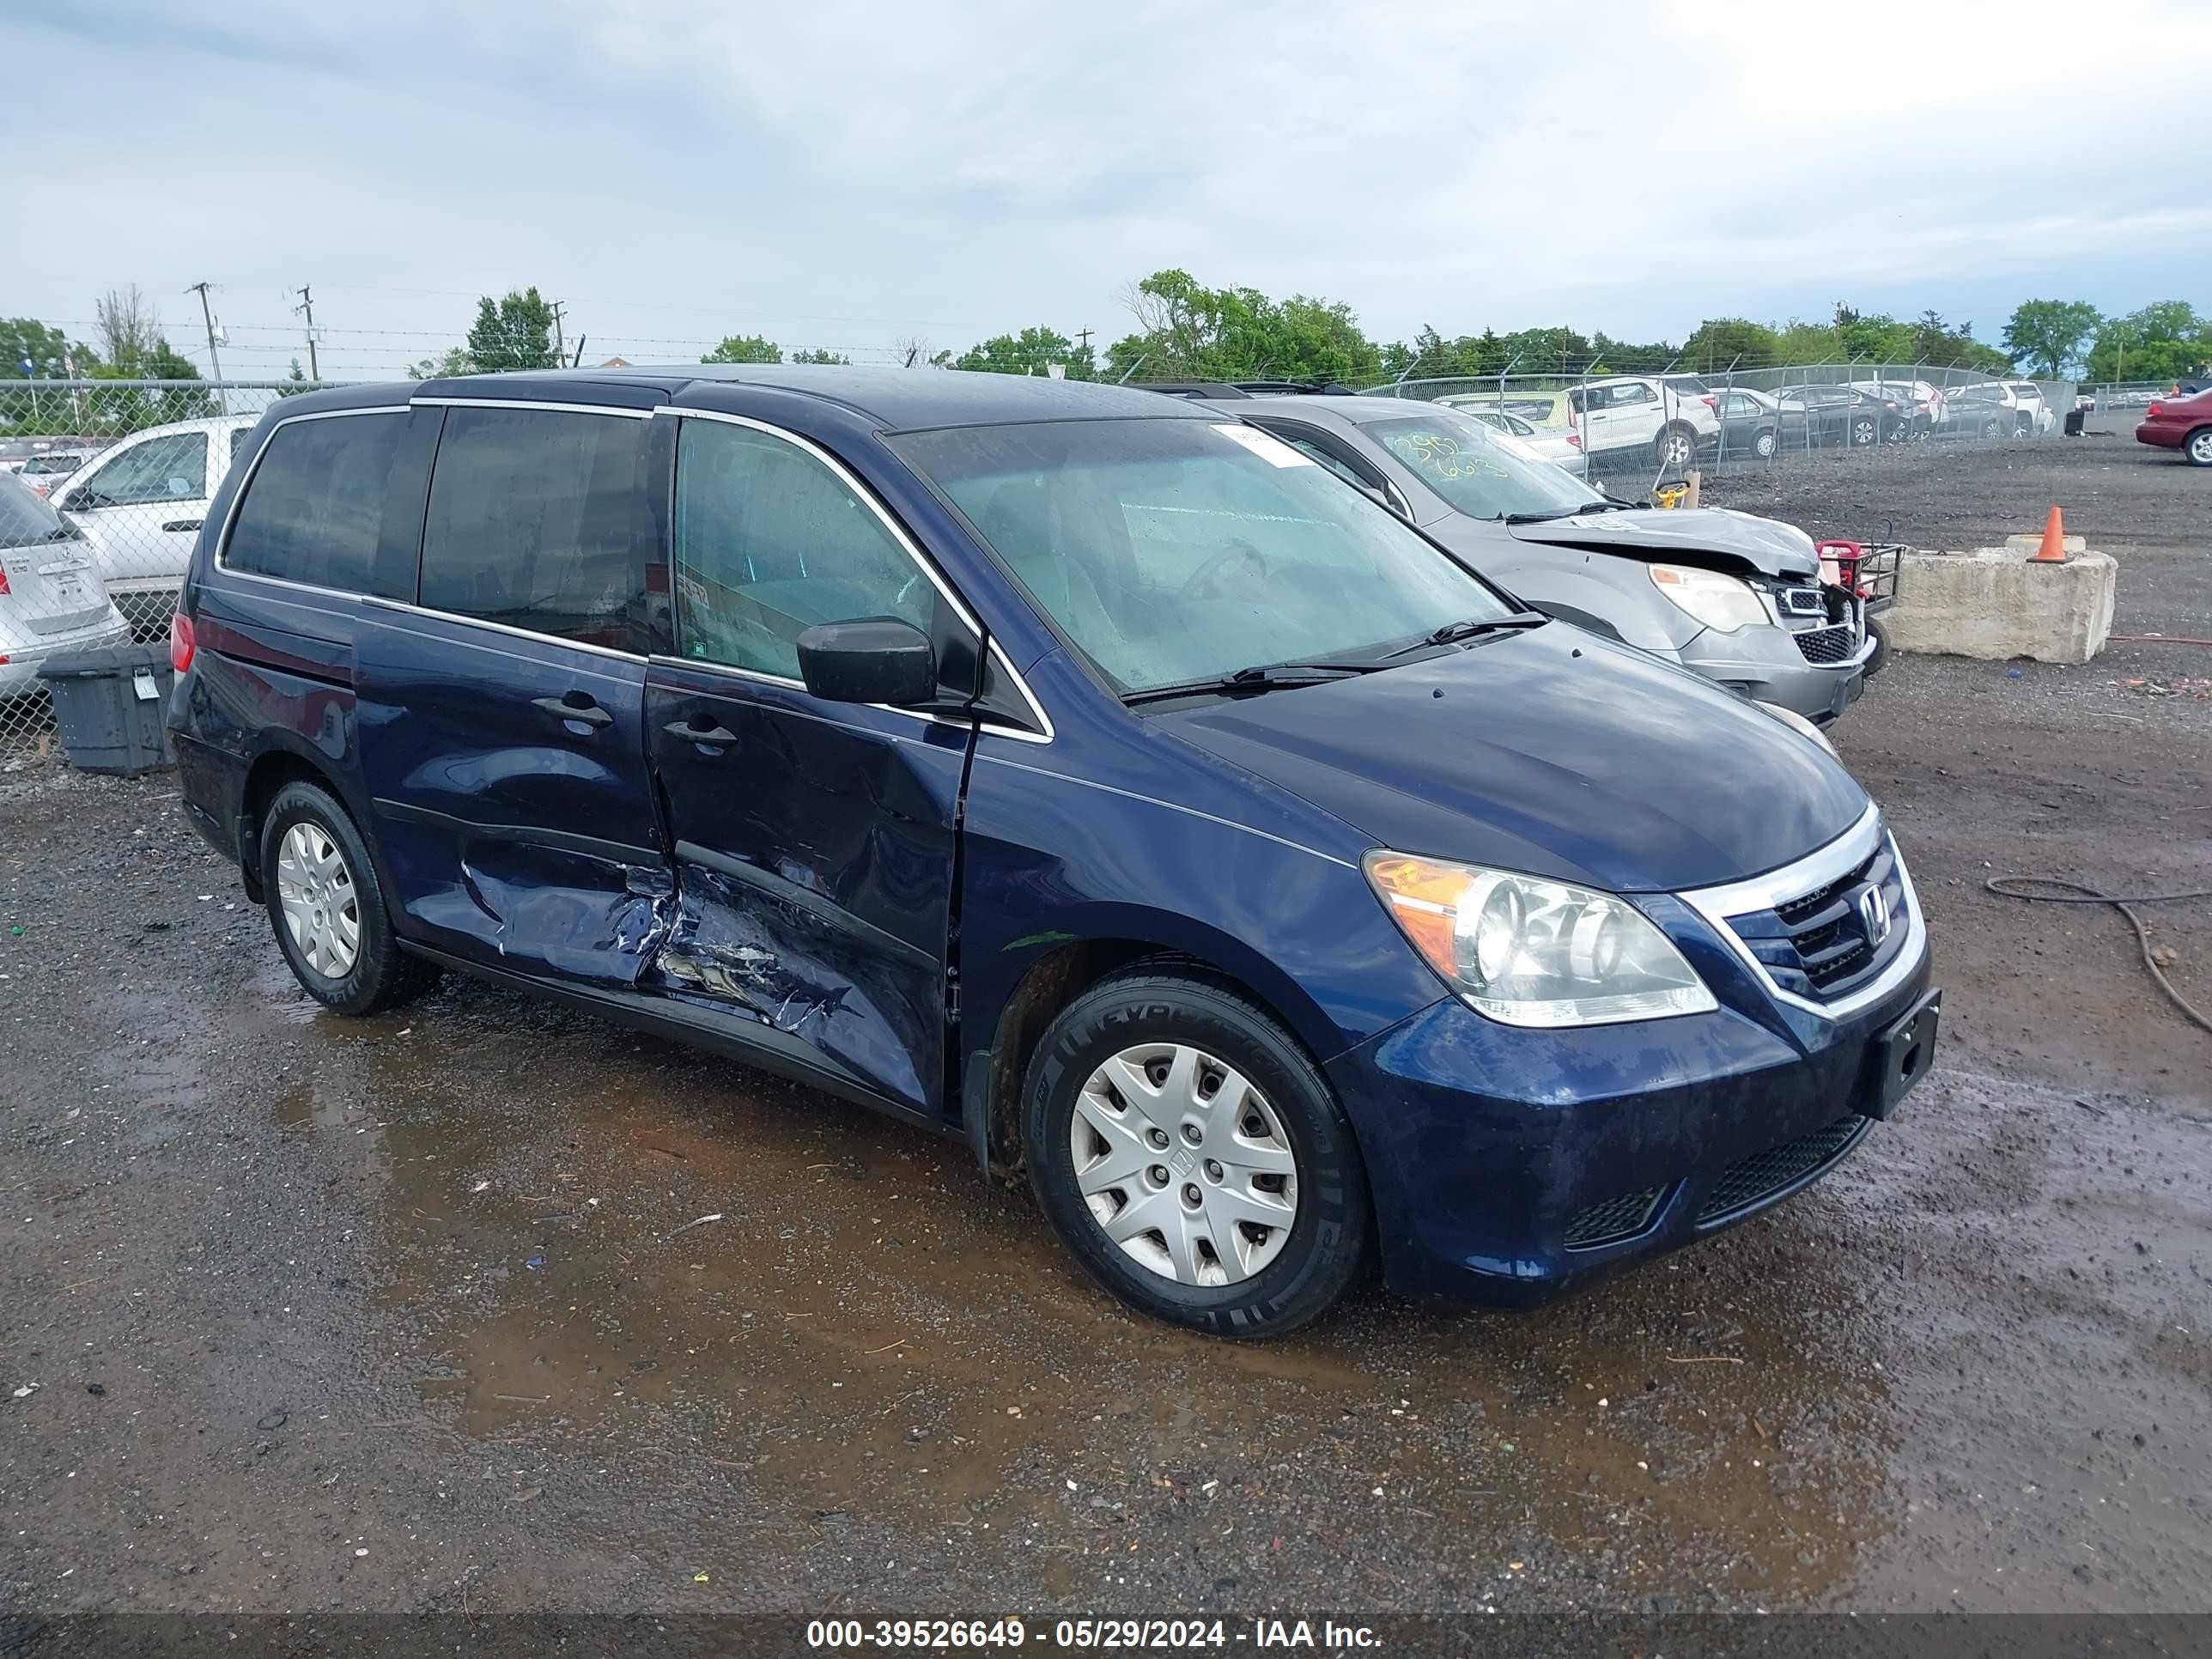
[787,348,850,365]
[701,333,781,365]
[278,357,312,397]
[407,347,476,380]
[1680,318,1783,372]
[1,318,88,379]
[2002,300,2101,377]
[1103,269,1383,385]
[466,288,560,373]
[954,326,1095,379]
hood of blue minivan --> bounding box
[1507,506,1819,580]
[1158,625,1867,893]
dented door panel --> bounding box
[645,661,966,1117]
[356,608,672,987]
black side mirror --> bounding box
[796,617,937,707]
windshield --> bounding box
[1360,411,1601,521]
[0,473,70,546]
[892,417,1514,696]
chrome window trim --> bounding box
[653,404,1054,744]
[211,404,412,594]
[1676,805,1928,1021]
[409,398,653,420]
[362,593,648,665]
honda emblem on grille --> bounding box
[1856,884,1892,945]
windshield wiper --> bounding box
[1378,611,1549,659]
[1120,660,1381,707]
[1502,499,1633,524]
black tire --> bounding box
[258,781,436,1016]
[1851,416,1878,447]
[1653,424,1695,468]
[1753,427,1778,459]
[1021,969,1374,1338]
[2185,428,2212,468]
[1863,614,1890,678]
[1981,416,2003,440]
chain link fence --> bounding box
[1355,362,2078,488]
[1,380,313,752]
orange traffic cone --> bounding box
[2033,505,2068,562]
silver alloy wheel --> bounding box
[1071,1042,1299,1287]
[1754,429,1777,459]
[2189,429,2212,465]
[1661,430,1692,466]
[276,820,361,979]
[1853,418,1876,445]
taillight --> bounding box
[1566,434,1582,448]
[169,611,196,674]
[1701,395,1717,410]
[2148,402,2163,416]
[0,563,10,595]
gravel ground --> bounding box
[3,441,2208,1624]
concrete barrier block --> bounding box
[1885,545,2117,664]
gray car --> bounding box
[1211,396,1875,725]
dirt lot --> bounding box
[3,440,2208,1626]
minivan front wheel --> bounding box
[259,781,435,1016]
[1023,970,1372,1338]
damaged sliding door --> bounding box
[357,400,677,987]
[644,410,974,1117]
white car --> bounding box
[0,471,132,699]
[1567,374,1722,466]
[1455,406,1589,475]
[1948,380,2055,436]
[16,446,101,497]
[48,412,259,623]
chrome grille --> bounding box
[1725,835,1910,1002]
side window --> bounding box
[230,426,256,471]
[224,413,407,592]
[1612,381,1656,407]
[81,431,207,507]
[672,418,932,680]
[418,406,665,654]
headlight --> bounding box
[1648,564,1767,632]
[1364,854,1717,1028]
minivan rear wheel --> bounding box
[259,781,436,1017]
[1022,969,1372,1338]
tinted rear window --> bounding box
[224,412,407,592]
[418,406,663,653]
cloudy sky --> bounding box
[9,0,2211,380]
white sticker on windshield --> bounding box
[1211,423,1315,467]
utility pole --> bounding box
[185,282,225,383]
[550,301,566,365]
[294,285,320,381]
[185,281,226,414]
[1076,327,1092,352]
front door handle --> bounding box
[532,692,613,730]
[664,714,737,746]
[162,518,204,533]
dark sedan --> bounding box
[1773,384,1911,448]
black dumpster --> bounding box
[37,642,176,775]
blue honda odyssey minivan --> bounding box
[168,367,1938,1337]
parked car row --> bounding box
[158,366,1936,1339]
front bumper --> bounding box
[1326,823,1934,1308]
[1678,623,1873,725]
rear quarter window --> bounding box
[223,412,408,592]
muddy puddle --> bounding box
[220,964,1948,1607]
[71,939,2199,1610]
